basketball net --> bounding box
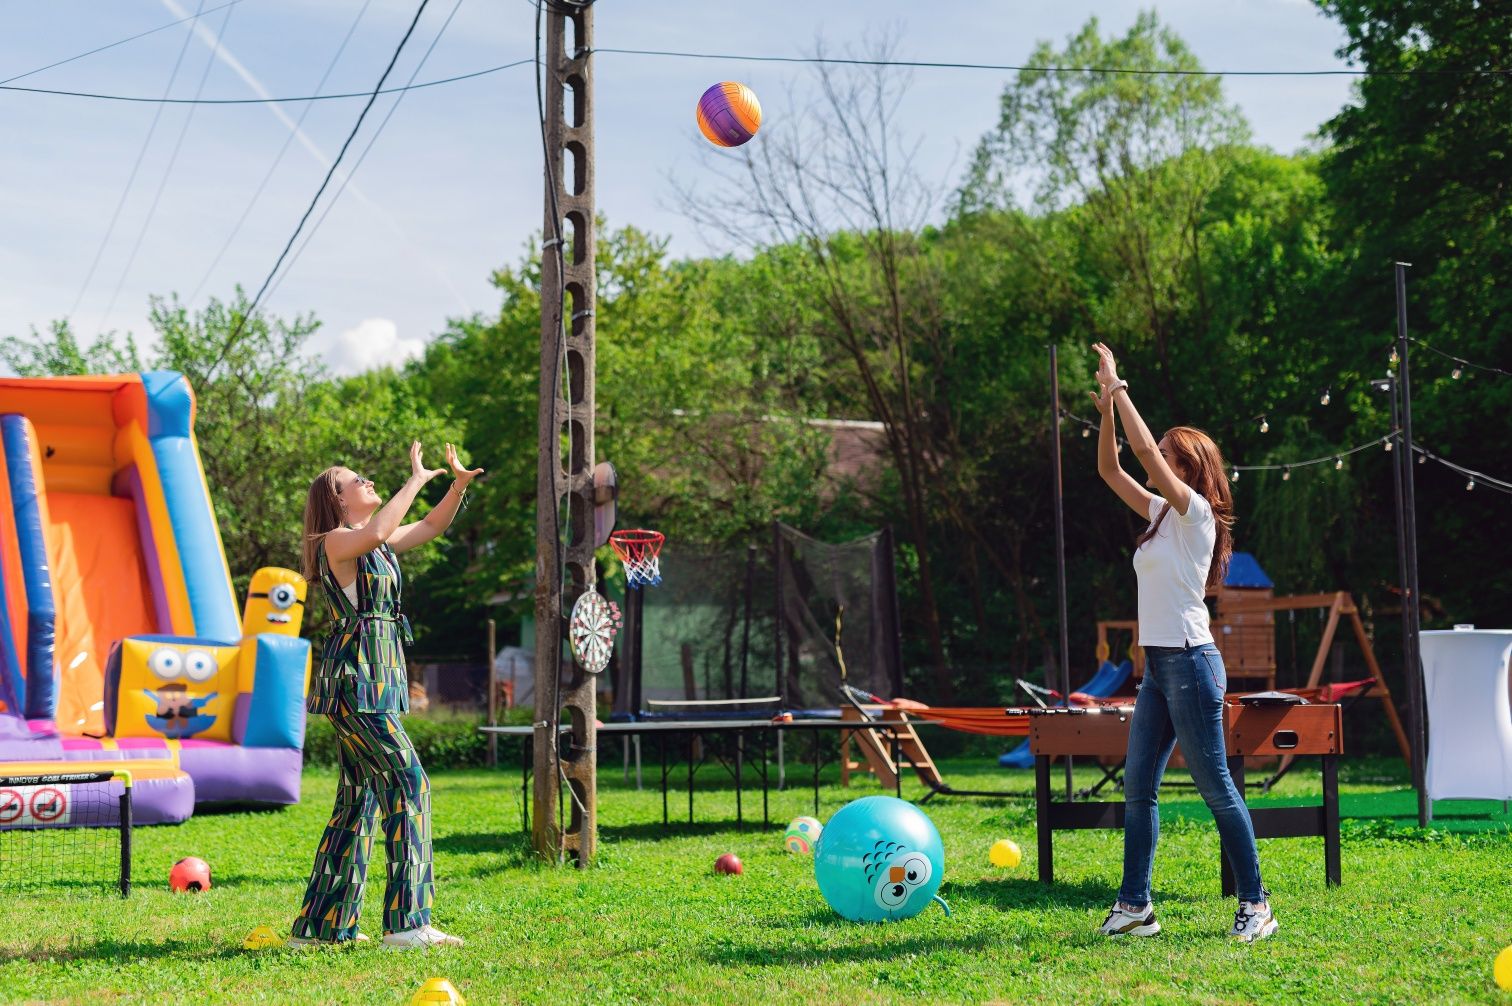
[610,529,664,588]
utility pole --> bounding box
[533,0,597,865]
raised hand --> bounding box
[1092,342,1121,389]
[409,441,445,483]
[445,443,485,489]
[1088,384,1115,417]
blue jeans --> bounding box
[1118,643,1265,906]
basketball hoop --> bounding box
[610,529,664,588]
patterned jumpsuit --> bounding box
[291,539,433,941]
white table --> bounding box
[1419,629,1512,817]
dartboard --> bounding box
[569,588,621,674]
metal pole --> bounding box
[1385,377,1418,796]
[1394,262,1429,826]
[533,2,598,864]
[487,617,498,768]
[1049,344,1073,800]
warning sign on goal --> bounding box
[0,784,72,826]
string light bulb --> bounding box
[1259,417,1270,434]
[1231,469,1240,483]
[1320,389,1331,406]
[1452,365,1463,379]
[1082,427,1091,438]
[1389,348,1399,365]
[1335,457,1344,470]
[1418,454,1427,464]
[1467,478,1476,491]
[1282,468,1291,481]
[1383,437,1393,452]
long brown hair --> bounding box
[1134,426,1235,591]
[301,466,346,583]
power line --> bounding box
[216,0,434,365]
[190,0,377,303]
[262,0,466,308]
[0,0,242,86]
[101,0,237,330]
[68,3,204,324]
[0,58,528,106]
[8,37,1506,109]
[590,46,1510,79]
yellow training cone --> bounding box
[242,925,284,950]
[410,978,466,1005]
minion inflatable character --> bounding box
[111,639,240,743]
[243,568,308,637]
[144,681,220,739]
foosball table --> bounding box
[1026,700,1343,894]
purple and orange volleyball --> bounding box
[696,82,762,147]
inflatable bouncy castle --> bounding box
[0,372,309,825]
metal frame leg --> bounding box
[1035,754,1053,884]
[1323,754,1341,887]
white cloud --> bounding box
[327,318,424,375]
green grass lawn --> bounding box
[1,751,1509,1005]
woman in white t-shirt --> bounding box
[1087,342,1277,943]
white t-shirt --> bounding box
[1132,492,1216,647]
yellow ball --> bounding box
[989,838,1022,869]
[1495,945,1512,991]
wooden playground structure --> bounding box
[838,585,1412,793]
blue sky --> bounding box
[0,0,1357,375]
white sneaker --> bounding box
[1099,901,1161,937]
[1232,900,1279,942]
[382,925,465,949]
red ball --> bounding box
[169,856,212,893]
[714,853,743,875]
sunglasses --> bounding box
[338,474,374,495]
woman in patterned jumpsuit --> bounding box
[289,441,481,949]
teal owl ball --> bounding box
[813,796,949,923]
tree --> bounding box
[1318,0,1512,625]
[961,13,1251,416]
[675,39,960,697]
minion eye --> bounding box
[183,649,217,683]
[268,584,297,610]
[148,648,183,680]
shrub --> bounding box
[302,710,490,770]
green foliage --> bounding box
[1317,0,1512,626]
[303,711,489,770]
[0,319,144,376]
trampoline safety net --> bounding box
[616,523,902,716]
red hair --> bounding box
[1134,426,1235,591]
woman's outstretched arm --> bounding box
[324,442,444,562]
[1091,379,1156,518]
[390,443,485,554]
[1094,342,1193,515]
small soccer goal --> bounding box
[0,768,134,898]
